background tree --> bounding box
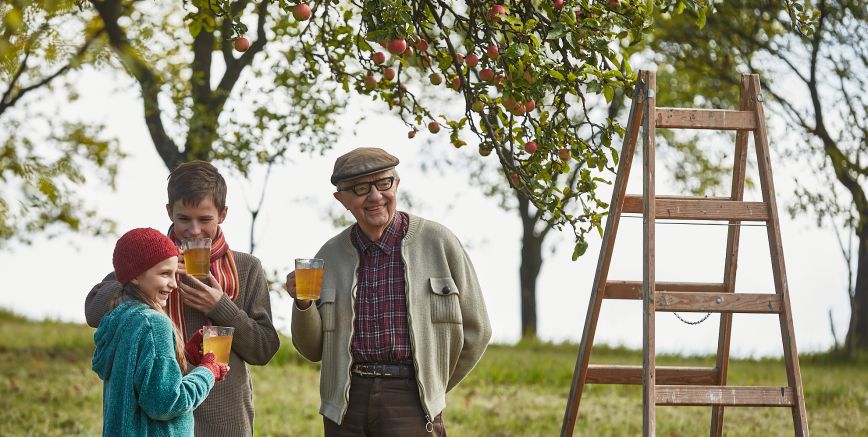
[2,0,345,249]
[638,0,866,351]
[1,1,123,247]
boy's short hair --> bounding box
[167,161,227,211]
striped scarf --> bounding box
[166,225,239,341]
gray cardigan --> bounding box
[292,214,492,425]
[85,251,280,437]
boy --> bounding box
[85,161,279,436]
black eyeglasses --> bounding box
[340,176,396,196]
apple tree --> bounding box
[207,0,810,337]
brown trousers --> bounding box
[323,375,446,437]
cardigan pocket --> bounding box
[429,277,462,324]
[318,288,337,332]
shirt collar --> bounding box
[351,212,405,255]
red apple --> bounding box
[293,2,312,21]
[388,38,407,54]
[372,51,386,65]
[609,0,618,8]
[364,74,378,90]
[428,121,441,134]
[408,130,417,139]
[234,37,250,52]
[487,44,500,60]
[429,73,443,85]
[558,148,571,161]
[403,47,415,58]
[465,53,479,68]
[489,4,507,20]
[415,38,429,52]
[525,141,537,154]
[479,68,495,82]
[503,96,518,110]
[554,0,564,9]
[452,76,462,90]
[524,99,536,112]
[383,67,396,81]
[511,105,526,116]
[510,173,521,186]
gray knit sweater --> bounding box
[85,251,280,437]
[291,214,492,425]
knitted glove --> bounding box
[184,329,204,366]
[199,352,229,383]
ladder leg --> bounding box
[748,75,810,436]
[641,70,658,437]
[560,74,646,437]
[710,75,752,437]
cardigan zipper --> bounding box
[402,243,434,432]
[339,258,360,423]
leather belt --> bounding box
[351,363,415,379]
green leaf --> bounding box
[549,69,565,80]
[572,239,588,260]
[189,19,202,37]
[506,43,528,58]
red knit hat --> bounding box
[113,228,180,285]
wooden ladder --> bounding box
[560,71,809,436]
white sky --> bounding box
[0,66,848,358]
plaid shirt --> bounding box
[350,211,412,364]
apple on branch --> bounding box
[388,38,407,54]
[293,2,312,21]
[234,37,250,52]
[487,44,500,60]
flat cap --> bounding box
[330,147,400,185]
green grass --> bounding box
[1,308,866,436]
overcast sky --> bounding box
[0,66,848,358]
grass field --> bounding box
[1,309,866,436]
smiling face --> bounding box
[333,169,400,241]
[131,256,179,308]
[166,197,227,240]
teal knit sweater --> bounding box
[93,301,215,436]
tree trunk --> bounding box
[846,224,868,351]
[517,192,545,339]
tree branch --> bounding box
[90,0,182,169]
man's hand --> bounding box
[178,272,223,313]
[285,270,311,309]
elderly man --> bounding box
[286,147,491,436]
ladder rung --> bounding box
[656,386,794,407]
[623,195,769,221]
[656,292,782,313]
[605,281,725,300]
[587,365,718,385]
[655,108,757,130]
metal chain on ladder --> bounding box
[672,311,712,325]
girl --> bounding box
[92,228,228,436]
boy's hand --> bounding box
[178,272,223,313]
[285,270,311,309]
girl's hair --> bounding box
[110,283,188,372]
